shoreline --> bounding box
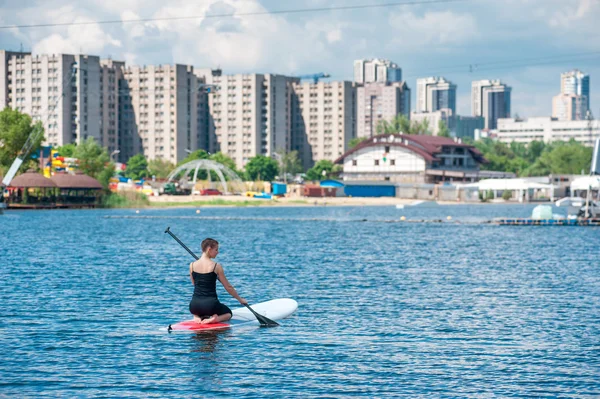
[145,194,544,209]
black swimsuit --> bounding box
[189,262,232,317]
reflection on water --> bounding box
[190,330,229,354]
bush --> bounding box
[101,191,149,208]
[502,190,512,201]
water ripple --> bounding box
[1,205,599,397]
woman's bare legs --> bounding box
[200,313,232,324]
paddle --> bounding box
[165,226,279,327]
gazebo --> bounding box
[50,172,103,207]
[7,169,57,208]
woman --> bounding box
[189,238,247,324]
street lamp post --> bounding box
[273,153,286,184]
[110,149,120,162]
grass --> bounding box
[101,192,150,208]
[152,199,277,207]
[151,198,309,207]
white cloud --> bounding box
[388,10,478,48]
[0,0,599,117]
[33,17,121,55]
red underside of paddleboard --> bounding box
[169,320,231,331]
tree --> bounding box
[306,160,334,181]
[437,120,451,138]
[376,114,411,135]
[244,155,279,181]
[55,143,76,157]
[73,137,110,178]
[147,158,175,180]
[125,154,149,180]
[376,114,431,135]
[524,140,592,175]
[274,148,303,176]
[0,107,44,172]
[348,136,368,149]
[209,152,237,172]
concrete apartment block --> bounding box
[354,59,402,84]
[204,73,299,169]
[356,81,411,139]
[119,64,207,163]
[0,51,112,148]
[416,77,457,114]
[561,69,590,111]
[290,81,356,170]
[471,79,511,130]
[552,93,588,121]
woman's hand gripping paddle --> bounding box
[165,226,279,327]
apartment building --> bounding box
[203,73,299,169]
[416,77,457,114]
[290,81,356,169]
[119,64,209,163]
[471,79,511,129]
[356,81,411,139]
[0,51,118,148]
[354,59,402,84]
[99,59,123,157]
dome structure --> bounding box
[167,159,243,194]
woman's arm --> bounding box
[215,263,247,304]
[189,262,194,285]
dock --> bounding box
[494,218,600,226]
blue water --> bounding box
[1,205,599,398]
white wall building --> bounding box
[496,117,600,147]
[335,134,485,183]
[356,81,411,139]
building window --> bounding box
[352,160,357,166]
[385,146,390,153]
[390,159,395,166]
[374,160,379,166]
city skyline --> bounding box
[0,0,598,118]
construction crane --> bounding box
[297,73,331,84]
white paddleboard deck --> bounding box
[169,298,298,332]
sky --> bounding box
[1,0,599,118]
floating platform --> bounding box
[494,218,600,226]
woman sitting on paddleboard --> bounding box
[189,238,247,324]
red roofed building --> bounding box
[334,134,488,183]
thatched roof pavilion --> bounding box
[50,173,103,189]
[9,170,57,188]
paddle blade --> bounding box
[244,304,279,327]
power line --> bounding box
[0,0,468,30]
[404,52,600,78]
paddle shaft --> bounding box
[164,226,279,327]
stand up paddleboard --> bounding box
[168,298,298,332]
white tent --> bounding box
[460,178,556,202]
[462,178,555,191]
[570,176,600,191]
